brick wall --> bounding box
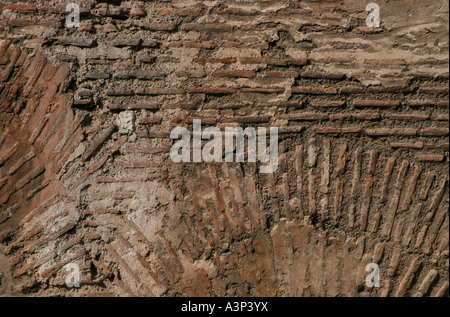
[0,0,448,297]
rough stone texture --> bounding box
[0,0,448,297]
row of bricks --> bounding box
[103,224,178,290]
[2,4,255,18]
[0,3,404,22]
[134,127,449,139]
[105,86,449,96]
[84,69,450,83]
[84,69,445,82]
[1,47,445,94]
[71,101,450,113]
[108,109,449,123]
[60,50,448,74]
[123,113,449,135]
[3,12,390,37]
[0,165,47,206]
[2,4,147,17]
[5,221,77,259]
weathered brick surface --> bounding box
[0,0,448,298]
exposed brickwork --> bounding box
[0,0,448,297]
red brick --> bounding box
[292,86,338,95]
[136,88,185,95]
[173,117,217,124]
[365,128,418,136]
[419,128,449,136]
[239,57,287,66]
[263,71,299,78]
[354,26,384,34]
[167,41,215,49]
[0,228,13,242]
[336,144,347,174]
[424,143,449,150]
[434,114,449,121]
[53,37,96,48]
[416,154,445,162]
[181,23,233,32]
[186,289,199,297]
[114,161,160,168]
[365,59,406,66]
[212,70,256,78]
[340,86,365,94]
[400,165,422,212]
[1,48,20,82]
[130,7,146,17]
[390,142,423,149]
[419,172,435,200]
[25,179,51,200]
[83,221,99,228]
[24,222,76,252]
[287,59,308,66]
[141,23,178,31]
[334,178,344,222]
[81,124,117,162]
[109,103,159,111]
[368,86,413,93]
[106,88,135,96]
[313,127,362,134]
[278,113,328,121]
[188,88,237,95]
[0,39,11,57]
[310,101,345,108]
[258,101,304,108]
[194,57,236,64]
[138,117,162,124]
[407,100,435,107]
[157,8,203,16]
[0,176,7,190]
[4,4,37,11]
[0,141,19,166]
[384,114,430,120]
[241,88,284,93]
[221,116,270,123]
[418,87,449,94]
[15,165,45,190]
[212,7,258,16]
[138,131,171,139]
[197,269,212,289]
[14,260,36,277]
[360,177,375,231]
[354,100,400,108]
[329,113,380,120]
[61,236,82,251]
